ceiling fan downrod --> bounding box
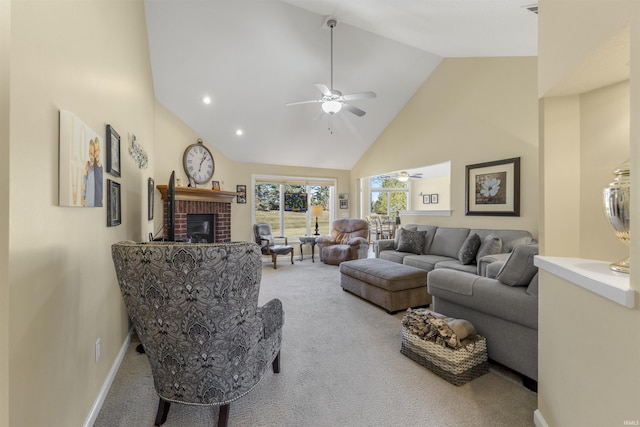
[327,19,337,91]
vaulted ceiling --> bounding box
[145,0,538,170]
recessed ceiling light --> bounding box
[235,129,243,136]
[202,96,212,105]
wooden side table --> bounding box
[299,236,318,262]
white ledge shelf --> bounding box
[534,256,635,308]
[399,210,452,217]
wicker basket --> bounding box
[401,327,489,386]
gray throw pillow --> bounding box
[458,233,481,265]
[396,228,426,255]
[496,244,539,286]
[476,234,503,262]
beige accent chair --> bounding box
[316,218,370,265]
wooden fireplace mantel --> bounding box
[156,185,237,203]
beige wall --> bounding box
[0,2,10,425]
[151,103,352,243]
[7,1,155,425]
[411,175,451,211]
[352,57,539,236]
[538,1,640,425]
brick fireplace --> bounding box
[156,185,237,242]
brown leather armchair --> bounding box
[315,218,370,265]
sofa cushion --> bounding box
[380,250,412,264]
[475,234,503,263]
[458,233,481,264]
[396,228,427,255]
[403,254,455,272]
[429,227,470,258]
[434,260,478,274]
[496,244,539,287]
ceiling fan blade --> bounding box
[342,91,377,101]
[286,99,322,106]
[315,83,332,97]
[343,103,366,117]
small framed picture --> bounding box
[423,194,431,204]
[340,199,348,209]
[106,124,121,177]
[148,178,154,220]
[236,184,246,203]
[107,179,121,227]
[212,181,220,191]
[430,194,439,204]
[339,193,349,200]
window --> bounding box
[369,175,408,221]
[253,175,336,238]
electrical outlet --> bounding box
[95,339,101,362]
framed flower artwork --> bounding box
[465,157,520,216]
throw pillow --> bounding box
[458,233,481,265]
[396,228,426,255]
[496,244,539,287]
[476,234,503,262]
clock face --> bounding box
[183,143,215,184]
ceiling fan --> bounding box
[286,18,376,118]
[385,171,423,181]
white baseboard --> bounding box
[83,327,134,427]
[534,409,549,427]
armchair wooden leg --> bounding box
[272,351,281,373]
[154,398,171,426]
[272,254,277,269]
[290,250,294,264]
[218,404,230,427]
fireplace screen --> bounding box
[187,214,215,243]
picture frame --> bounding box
[106,124,121,177]
[465,157,520,216]
[430,194,439,204]
[339,193,349,200]
[107,179,121,226]
[340,199,348,209]
[423,194,431,204]
[236,184,247,204]
[58,110,104,207]
[212,181,220,191]
[148,178,154,221]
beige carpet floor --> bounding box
[94,256,537,427]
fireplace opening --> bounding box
[187,214,216,243]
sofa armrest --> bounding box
[477,252,511,277]
[315,236,334,245]
[427,269,537,330]
[375,239,396,257]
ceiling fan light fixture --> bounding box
[322,100,342,114]
[398,172,409,182]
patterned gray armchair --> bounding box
[111,241,283,427]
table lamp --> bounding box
[310,205,323,235]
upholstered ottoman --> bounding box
[339,258,431,314]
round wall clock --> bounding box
[183,140,215,184]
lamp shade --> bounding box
[310,205,323,217]
[322,100,342,114]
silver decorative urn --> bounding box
[603,159,630,273]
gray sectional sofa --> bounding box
[376,224,538,387]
